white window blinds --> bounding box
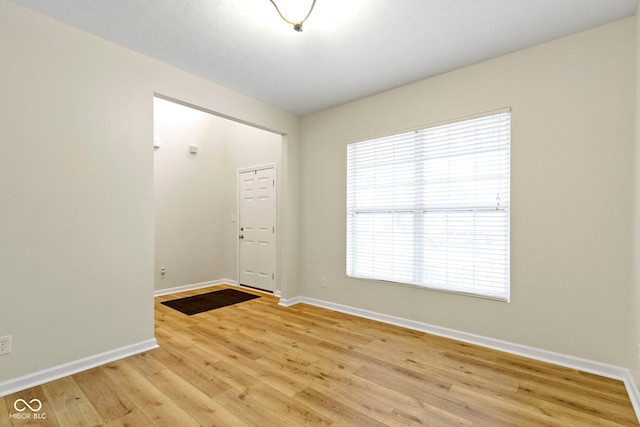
[346,111,510,301]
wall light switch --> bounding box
[189,145,198,154]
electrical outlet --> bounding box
[0,335,11,355]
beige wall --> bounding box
[301,18,636,366]
[223,121,282,282]
[633,13,640,383]
[154,98,228,290]
[0,0,299,383]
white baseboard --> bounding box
[0,339,158,398]
[626,375,640,421]
[280,295,640,422]
[154,279,237,297]
[278,296,303,307]
[159,279,282,299]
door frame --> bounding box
[236,164,279,296]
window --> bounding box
[346,110,510,301]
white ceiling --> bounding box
[9,0,639,115]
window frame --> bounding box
[346,109,511,301]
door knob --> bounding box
[239,234,244,239]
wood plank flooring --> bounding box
[2,285,638,426]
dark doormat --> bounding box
[161,288,260,315]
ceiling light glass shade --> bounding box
[268,0,317,32]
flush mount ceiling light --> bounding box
[267,0,317,32]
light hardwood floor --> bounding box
[1,285,638,426]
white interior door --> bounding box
[239,167,276,292]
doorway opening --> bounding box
[153,96,282,297]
